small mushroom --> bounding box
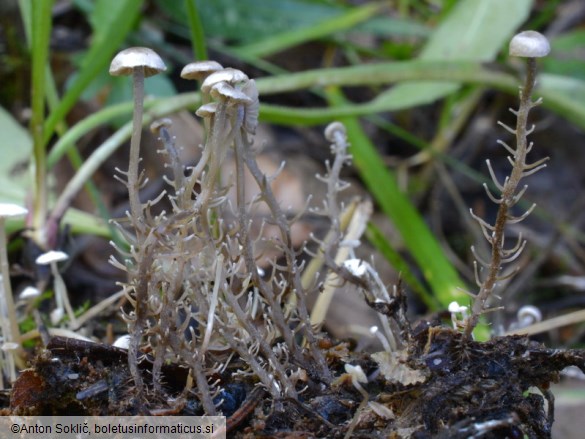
[109,46,167,77]
[113,334,131,350]
[149,118,173,135]
[210,82,252,104]
[182,61,225,109]
[19,286,40,300]
[343,363,370,438]
[344,363,368,384]
[195,102,218,118]
[109,47,167,221]
[181,60,224,82]
[448,301,469,330]
[509,31,550,58]
[516,305,542,328]
[0,203,28,385]
[201,68,249,95]
[36,250,77,328]
[325,121,347,143]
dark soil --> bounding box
[7,322,584,438]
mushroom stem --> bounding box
[50,261,78,329]
[128,68,146,232]
[0,218,21,346]
[0,218,23,381]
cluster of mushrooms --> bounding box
[108,47,259,225]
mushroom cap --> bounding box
[210,82,252,104]
[448,301,467,313]
[509,31,550,58]
[201,68,249,94]
[195,102,218,118]
[324,121,347,143]
[517,305,542,323]
[0,203,28,218]
[344,364,368,384]
[36,250,69,265]
[150,118,173,134]
[19,286,41,300]
[113,334,131,349]
[109,47,167,77]
[181,60,224,80]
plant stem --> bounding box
[29,0,53,248]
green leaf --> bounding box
[0,106,31,203]
[377,0,532,109]
[233,3,384,58]
[43,0,143,145]
[539,73,585,131]
[156,0,346,44]
[254,60,517,125]
[185,0,208,60]
[542,30,585,80]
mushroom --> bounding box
[180,60,224,82]
[181,61,225,113]
[509,31,550,58]
[516,305,542,328]
[210,82,252,105]
[36,250,77,328]
[195,102,218,118]
[0,203,27,385]
[19,286,40,300]
[109,47,167,223]
[325,121,347,143]
[113,334,131,350]
[448,301,469,330]
[200,68,249,95]
[343,363,370,438]
[508,30,550,103]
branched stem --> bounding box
[464,58,543,339]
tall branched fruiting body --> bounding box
[463,31,551,339]
[108,47,166,397]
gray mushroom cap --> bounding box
[150,118,173,134]
[181,61,224,80]
[109,47,167,77]
[201,68,249,94]
[509,31,550,58]
[210,82,253,104]
[195,102,218,118]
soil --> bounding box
[6,314,584,438]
